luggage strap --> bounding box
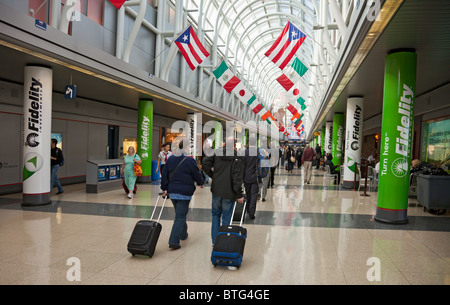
[150,195,167,222]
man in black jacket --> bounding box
[242,137,259,219]
[202,136,244,246]
[50,138,64,195]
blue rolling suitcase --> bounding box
[211,200,247,269]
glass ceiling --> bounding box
[184,0,317,123]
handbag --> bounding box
[133,155,142,176]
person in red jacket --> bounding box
[301,144,315,184]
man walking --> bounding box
[301,144,315,184]
[242,136,259,219]
[50,138,64,195]
[202,136,244,246]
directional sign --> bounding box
[64,85,77,99]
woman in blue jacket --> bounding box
[161,143,204,250]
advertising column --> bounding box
[375,50,417,224]
[137,99,153,183]
[332,113,345,166]
[343,97,364,189]
[186,113,203,157]
[213,121,223,149]
[325,122,333,155]
[321,126,326,155]
[22,66,53,206]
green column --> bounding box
[332,113,345,166]
[321,126,326,155]
[137,99,153,183]
[375,50,417,224]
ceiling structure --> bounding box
[2,0,448,139]
[180,0,370,135]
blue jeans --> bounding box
[211,193,235,245]
[50,164,63,193]
[169,199,190,246]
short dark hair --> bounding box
[51,138,58,145]
[162,143,170,148]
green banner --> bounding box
[375,50,417,224]
[137,99,153,182]
[321,126,326,155]
[332,113,345,166]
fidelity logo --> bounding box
[25,77,43,147]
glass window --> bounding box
[421,117,450,170]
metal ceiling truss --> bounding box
[106,0,360,131]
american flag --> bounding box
[175,25,210,70]
[265,21,307,70]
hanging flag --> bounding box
[109,0,126,9]
[212,60,241,93]
[175,25,210,71]
[232,81,254,105]
[291,57,308,77]
[265,21,307,70]
[276,74,302,101]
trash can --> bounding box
[151,160,160,181]
[416,174,450,214]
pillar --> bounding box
[325,121,333,155]
[137,99,153,183]
[342,97,364,189]
[375,49,417,224]
[22,65,53,206]
[321,126,326,155]
[332,113,345,165]
[186,112,202,157]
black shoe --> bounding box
[169,244,181,250]
[56,191,64,195]
[262,198,266,202]
[250,215,255,220]
[181,233,189,241]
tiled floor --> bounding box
[0,167,449,285]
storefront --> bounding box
[420,116,450,171]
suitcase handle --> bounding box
[230,199,247,227]
[150,194,167,223]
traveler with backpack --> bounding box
[202,136,245,246]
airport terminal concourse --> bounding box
[0,0,449,290]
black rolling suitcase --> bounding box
[127,194,167,257]
[211,200,247,268]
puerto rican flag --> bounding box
[265,21,307,70]
[175,25,210,70]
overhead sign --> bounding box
[64,85,77,99]
[35,19,47,31]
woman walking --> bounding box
[121,146,141,199]
[161,142,204,250]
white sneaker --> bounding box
[127,193,133,199]
[228,266,238,271]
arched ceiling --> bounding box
[185,0,318,121]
